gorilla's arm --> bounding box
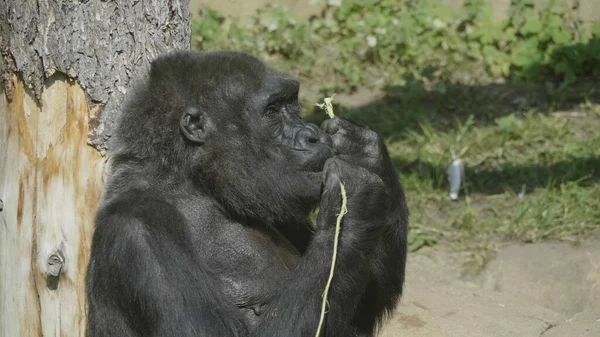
[87,188,384,337]
[321,117,409,332]
[251,232,365,337]
[87,198,248,337]
[253,158,394,337]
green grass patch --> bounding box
[384,105,600,250]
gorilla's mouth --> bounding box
[292,145,334,172]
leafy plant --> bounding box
[192,0,598,93]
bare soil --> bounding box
[379,241,600,337]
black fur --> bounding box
[86,50,408,337]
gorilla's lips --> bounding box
[292,144,334,172]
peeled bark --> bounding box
[0,1,190,336]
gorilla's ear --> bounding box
[180,107,208,144]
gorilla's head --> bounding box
[111,50,333,226]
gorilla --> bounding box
[86,50,408,337]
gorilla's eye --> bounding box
[264,106,279,115]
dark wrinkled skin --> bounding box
[85,50,408,337]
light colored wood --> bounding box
[1,1,190,335]
[0,74,105,337]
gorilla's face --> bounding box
[248,73,334,173]
[172,51,334,225]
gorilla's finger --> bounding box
[330,133,362,155]
[316,159,345,227]
[320,117,356,136]
[321,158,343,194]
[320,118,339,135]
[321,158,363,198]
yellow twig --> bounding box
[314,182,347,337]
[314,95,346,337]
[315,94,336,119]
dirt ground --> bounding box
[378,241,600,337]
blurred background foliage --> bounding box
[192,0,600,92]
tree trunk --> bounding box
[0,1,190,336]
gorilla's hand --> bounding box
[320,117,392,184]
[315,158,390,251]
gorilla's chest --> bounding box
[191,218,301,320]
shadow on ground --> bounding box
[305,38,600,136]
[393,156,600,195]
[306,79,599,140]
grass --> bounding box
[305,83,600,252]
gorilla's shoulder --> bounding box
[95,189,188,240]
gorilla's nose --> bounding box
[296,124,332,149]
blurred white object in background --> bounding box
[447,152,464,200]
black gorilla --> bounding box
[86,50,408,337]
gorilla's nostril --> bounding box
[295,125,330,148]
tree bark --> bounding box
[0,1,190,336]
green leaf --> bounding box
[434,82,448,94]
[546,15,563,29]
[593,23,600,37]
[503,27,517,42]
[523,18,542,34]
[511,39,541,66]
[552,29,571,45]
